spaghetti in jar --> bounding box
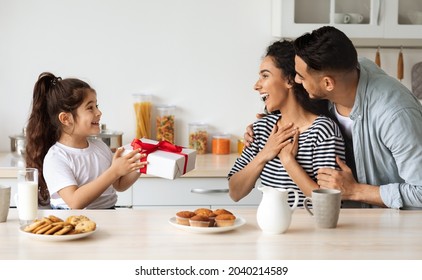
[133,93,152,139]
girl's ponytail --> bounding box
[25,72,61,206]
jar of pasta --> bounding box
[188,122,208,154]
[212,134,231,155]
[156,105,175,143]
[133,93,153,139]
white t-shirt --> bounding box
[43,139,117,209]
[333,104,353,139]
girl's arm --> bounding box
[58,148,145,209]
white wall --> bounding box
[1,0,421,153]
[0,0,272,152]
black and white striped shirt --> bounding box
[228,114,346,207]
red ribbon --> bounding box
[131,139,188,175]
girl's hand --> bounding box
[111,147,146,177]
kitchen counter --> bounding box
[0,152,238,178]
[1,207,422,260]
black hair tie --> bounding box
[51,76,62,86]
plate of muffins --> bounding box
[169,208,246,233]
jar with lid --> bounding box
[237,138,245,155]
[156,105,175,143]
[133,93,153,139]
[188,122,208,154]
[212,134,231,155]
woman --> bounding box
[228,40,346,207]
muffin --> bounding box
[176,211,196,226]
[194,208,213,216]
[213,208,233,216]
[215,214,236,227]
[195,208,217,227]
[189,215,210,227]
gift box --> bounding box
[123,138,196,180]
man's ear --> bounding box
[323,76,335,92]
[58,112,73,126]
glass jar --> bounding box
[156,105,175,143]
[212,134,231,155]
[188,122,208,154]
[133,93,152,139]
[237,138,245,155]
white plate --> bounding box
[19,225,97,241]
[169,217,246,233]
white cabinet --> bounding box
[272,0,422,39]
[384,0,422,38]
[132,177,262,208]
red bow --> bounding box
[131,139,187,175]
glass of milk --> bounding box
[16,168,38,225]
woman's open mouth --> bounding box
[260,93,269,102]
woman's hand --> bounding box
[279,128,299,165]
[259,120,297,162]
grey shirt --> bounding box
[330,58,422,209]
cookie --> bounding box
[24,220,46,232]
[44,224,65,235]
[34,224,53,234]
[75,220,96,233]
[54,225,74,235]
[65,215,90,226]
[48,215,63,223]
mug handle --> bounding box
[304,197,313,216]
[287,188,299,211]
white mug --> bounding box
[304,189,341,228]
[16,168,39,225]
[0,185,11,223]
[334,13,351,24]
[348,13,364,24]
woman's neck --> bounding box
[279,106,317,133]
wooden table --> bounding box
[1,208,421,260]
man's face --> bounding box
[294,55,327,100]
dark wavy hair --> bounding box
[266,40,330,116]
[25,72,94,206]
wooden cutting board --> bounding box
[411,62,422,99]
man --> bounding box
[245,26,422,209]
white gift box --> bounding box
[123,138,196,180]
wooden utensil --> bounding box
[397,47,404,81]
[375,47,381,67]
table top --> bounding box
[1,207,421,260]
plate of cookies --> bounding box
[169,208,246,233]
[19,215,97,241]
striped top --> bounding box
[228,114,346,207]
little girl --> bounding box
[25,72,145,209]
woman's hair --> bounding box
[293,26,358,73]
[25,72,94,206]
[266,40,330,116]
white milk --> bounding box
[17,182,38,222]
